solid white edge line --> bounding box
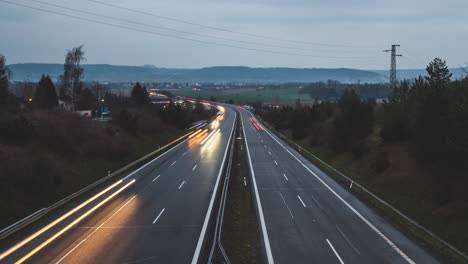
[191,109,236,264]
[326,239,345,264]
[241,111,274,264]
[152,208,166,224]
[253,111,416,264]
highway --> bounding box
[239,108,438,264]
[0,106,236,264]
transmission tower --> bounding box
[383,44,402,88]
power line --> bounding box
[88,0,368,48]
[24,0,363,54]
[1,0,377,60]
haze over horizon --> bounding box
[1,0,467,70]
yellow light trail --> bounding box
[196,129,208,138]
[188,129,202,139]
[0,180,124,261]
[14,179,136,264]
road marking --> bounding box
[241,113,274,264]
[152,208,166,224]
[326,239,344,264]
[178,181,186,190]
[258,113,416,264]
[192,164,197,171]
[244,177,247,186]
[183,151,188,156]
[55,239,86,264]
[336,224,361,255]
[297,195,307,207]
[310,194,323,210]
[264,145,267,148]
[192,110,236,264]
[152,175,161,182]
[278,192,294,219]
[274,160,278,166]
[282,173,289,181]
[201,153,205,159]
[268,151,272,156]
[170,161,176,167]
[53,183,137,264]
[121,135,190,181]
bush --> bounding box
[0,145,63,196]
[371,151,390,173]
[118,109,138,134]
[0,112,32,144]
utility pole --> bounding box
[383,44,402,89]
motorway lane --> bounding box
[240,108,438,264]
[1,106,236,264]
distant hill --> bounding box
[8,63,386,83]
[373,68,468,81]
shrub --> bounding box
[371,151,390,173]
[0,112,32,144]
[118,109,138,134]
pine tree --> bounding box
[426,57,452,87]
[131,82,148,105]
[34,75,58,109]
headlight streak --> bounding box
[14,179,136,264]
[204,129,220,149]
[200,129,218,145]
[188,129,202,138]
[0,180,124,261]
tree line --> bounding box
[257,58,468,203]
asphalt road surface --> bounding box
[239,108,438,264]
[0,105,236,264]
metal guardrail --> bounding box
[256,115,468,261]
[0,130,195,241]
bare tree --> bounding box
[60,45,86,111]
[90,82,108,103]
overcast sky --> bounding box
[0,0,467,69]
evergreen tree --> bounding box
[425,57,452,87]
[34,75,58,109]
[131,82,148,105]
[330,89,374,153]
